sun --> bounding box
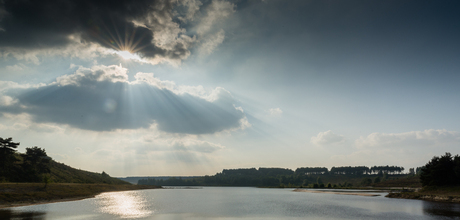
[116,50,142,61]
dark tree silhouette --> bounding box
[21,147,51,182]
[330,166,370,175]
[0,137,20,181]
[295,167,328,175]
[420,153,458,187]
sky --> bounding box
[1,0,460,177]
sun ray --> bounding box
[88,17,150,62]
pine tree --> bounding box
[0,137,20,181]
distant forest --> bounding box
[138,165,416,188]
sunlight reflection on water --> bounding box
[95,191,152,219]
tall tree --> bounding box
[0,137,20,181]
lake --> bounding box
[2,187,460,219]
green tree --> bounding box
[453,155,460,182]
[409,168,415,175]
[43,174,51,189]
[420,152,456,187]
[21,147,51,182]
[102,171,110,177]
[0,137,20,181]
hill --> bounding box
[49,160,129,185]
[0,137,127,185]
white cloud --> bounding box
[0,96,17,106]
[199,29,225,55]
[5,64,25,71]
[196,0,235,35]
[328,129,460,169]
[0,64,248,134]
[133,72,177,90]
[135,133,225,154]
[1,39,111,65]
[172,139,225,153]
[0,81,43,92]
[311,130,345,146]
[0,113,64,133]
[355,129,460,149]
[267,108,283,116]
[56,65,129,86]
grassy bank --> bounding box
[386,186,460,203]
[0,183,161,208]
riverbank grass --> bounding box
[386,186,460,203]
[0,183,160,208]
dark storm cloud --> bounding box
[0,0,191,61]
[0,65,246,134]
[203,0,460,89]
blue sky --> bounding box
[1,0,460,176]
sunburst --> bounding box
[89,20,148,62]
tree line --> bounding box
[221,166,406,176]
[0,137,51,182]
[138,165,408,187]
[329,166,405,175]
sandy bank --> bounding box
[293,189,381,197]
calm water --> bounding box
[2,187,460,220]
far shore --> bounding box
[293,188,382,197]
[0,183,161,209]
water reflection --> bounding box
[423,201,460,218]
[0,209,46,220]
[95,191,152,219]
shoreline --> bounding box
[385,186,460,203]
[1,196,95,209]
[293,188,382,196]
[386,192,460,203]
[0,183,161,209]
